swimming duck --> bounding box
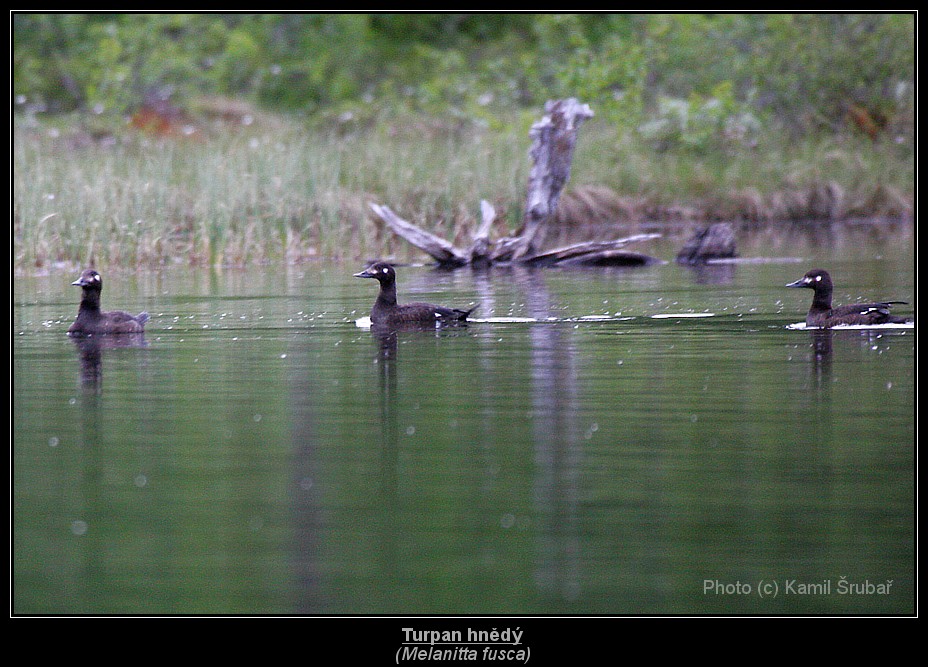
[354,262,476,326]
[68,269,149,336]
[786,269,910,328]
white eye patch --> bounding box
[815,275,822,281]
[382,267,389,273]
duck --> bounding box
[68,269,150,336]
[354,262,476,326]
[786,268,910,328]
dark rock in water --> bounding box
[676,223,737,264]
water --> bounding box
[13,228,916,615]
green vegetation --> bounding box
[12,13,914,270]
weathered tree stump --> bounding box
[370,98,662,268]
[468,200,497,267]
[510,98,594,261]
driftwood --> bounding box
[521,236,664,267]
[370,98,662,268]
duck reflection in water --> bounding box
[71,333,148,391]
[808,328,833,388]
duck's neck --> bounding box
[376,279,398,308]
[811,285,832,312]
[79,287,102,316]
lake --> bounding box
[12,224,916,615]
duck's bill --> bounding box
[785,277,811,288]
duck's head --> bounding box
[354,262,396,283]
[786,268,832,291]
[72,269,102,290]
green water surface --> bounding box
[13,230,916,615]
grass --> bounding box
[12,108,913,273]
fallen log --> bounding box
[521,235,665,267]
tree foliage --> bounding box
[13,13,914,139]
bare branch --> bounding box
[368,203,469,266]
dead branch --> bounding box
[368,203,469,266]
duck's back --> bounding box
[373,301,474,325]
[69,310,149,335]
[810,302,908,327]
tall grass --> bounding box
[13,114,532,271]
[574,122,914,222]
[13,111,913,273]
